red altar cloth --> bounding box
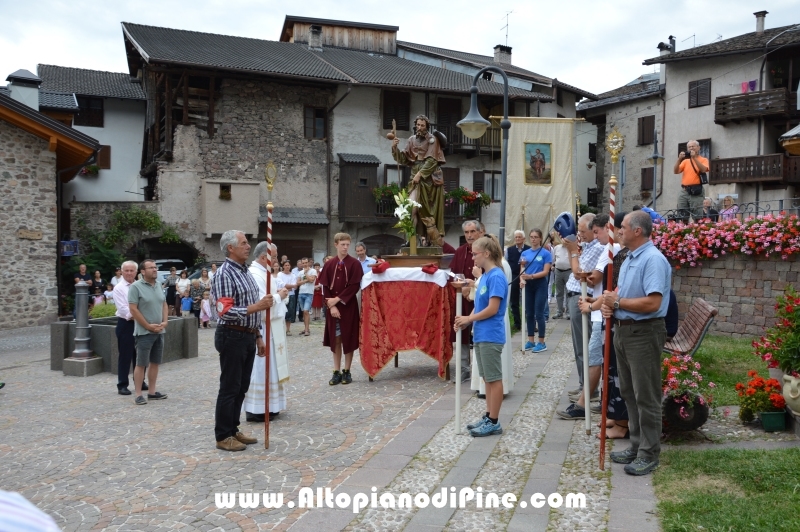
[360,280,453,379]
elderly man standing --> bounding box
[113,260,139,395]
[601,210,671,475]
[244,242,290,422]
[562,213,605,408]
[504,230,530,330]
[449,220,484,383]
[128,259,168,406]
[674,139,708,220]
[211,230,274,451]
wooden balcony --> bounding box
[431,123,501,157]
[714,88,791,124]
[709,154,800,185]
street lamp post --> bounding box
[648,129,665,211]
[457,66,511,246]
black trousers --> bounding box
[214,327,256,441]
[116,318,135,389]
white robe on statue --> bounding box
[471,258,514,395]
[243,261,289,415]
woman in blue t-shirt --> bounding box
[519,229,552,353]
[455,235,507,437]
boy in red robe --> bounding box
[318,233,364,385]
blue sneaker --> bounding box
[532,342,547,353]
[524,341,535,351]
[470,420,503,437]
[466,414,489,430]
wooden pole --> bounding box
[264,200,273,449]
[600,173,617,470]
[581,276,590,435]
[454,283,463,433]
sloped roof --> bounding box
[38,64,145,100]
[259,205,329,225]
[0,87,9,97]
[643,24,800,65]
[121,22,552,100]
[6,69,42,84]
[577,77,663,111]
[122,22,352,83]
[39,90,79,111]
[338,153,382,165]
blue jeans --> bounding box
[214,327,256,441]
[524,278,548,339]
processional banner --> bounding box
[502,117,577,242]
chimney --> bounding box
[308,25,322,51]
[5,69,42,111]
[754,11,768,34]
[493,45,512,65]
[656,36,675,85]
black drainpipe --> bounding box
[326,84,352,253]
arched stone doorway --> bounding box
[130,238,199,267]
[361,234,404,258]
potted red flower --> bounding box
[736,370,787,431]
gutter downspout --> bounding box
[326,84,352,253]
[659,88,666,205]
[56,154,98,316]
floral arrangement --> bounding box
[651,213,800,267]
[392,188,420,240]
[736,370,786,422]
[662,354,716,413]
[752,285,800,376]
[372,182,402,203]
[445,187,491,217]
[79,164,100,176]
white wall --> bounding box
[64,98,146,202]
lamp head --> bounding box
[458,86,491,139]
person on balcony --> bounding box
[720,195,739,221]
[701,197,719,222]
[673,140,708,220]
[391,115,446,239]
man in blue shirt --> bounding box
[601,210,671,476]
[355,242,376,274]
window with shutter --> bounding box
[383,164,411,186]
[641,167,655,191]
[637,116,655,145]
[304,107,326,139]
[472,171,484,193]
[688,79,711,108]
[97,145,111,169]
[588,143,596,163]
[483,171,501,201]
[383,91,411,130]
[442,167,460,192]
[437,98,461,127]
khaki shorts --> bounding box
[474,342,503,383]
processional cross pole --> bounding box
[263,161,277,449]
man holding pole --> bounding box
[244,242,289,422]
[601,211,671,475]
[211,230,274,452]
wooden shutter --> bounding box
[383,91,410,130]
[437,98,462,127]
[689,79,711,108]
[588,143,596,163]
[641,167,655,190]
[442,167,460,191]
[688,80,698,108]
[97,145,111,169]
[472,171,484,193]
[638,116,655,145]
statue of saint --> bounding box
[391,115,446,241]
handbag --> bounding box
[688,157,708,186]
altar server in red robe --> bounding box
[449,220,484,382]
[319,232,364,386]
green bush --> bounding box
[89,302,117,319]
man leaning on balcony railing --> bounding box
[673,140,709,222]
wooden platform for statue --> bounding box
[383,252,454,269]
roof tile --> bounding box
[338,153,382,165]
[37,64,145,100]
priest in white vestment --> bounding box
[470,257,514,395]
[244,242,290,422]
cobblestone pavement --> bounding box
[2,314,799,532]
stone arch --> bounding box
[361,234,405,258]
[128,237,199,267]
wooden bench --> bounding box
[663,297,718,358]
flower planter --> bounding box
[760,411,787,432]
[783,375,800,415]
[662,394,709,431]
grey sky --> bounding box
[0,0,796,97]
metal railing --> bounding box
[661,197,800,223]
[431,122,501,153]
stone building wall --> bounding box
[672,253,798,338]
[0,120,59,328]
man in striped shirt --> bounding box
[211,230,274,452]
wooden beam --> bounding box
[183,71,189,125]
[208,75,215,139]
[153,76,161,156]
[49,136,58,152]
[165,74,173,153]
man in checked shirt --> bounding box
[211,230,274,452]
